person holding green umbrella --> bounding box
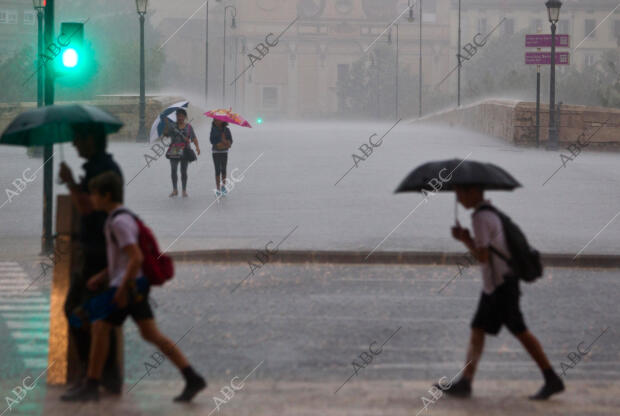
[1,104,126,394]
[396,159,564,401]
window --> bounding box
[531,18,543,32]
[262,87,278,108]
[558,19,569,34]
[503,18,514,35]
[585,19,596,39]
[584,54,595,67]
[477,18,487,34]
[7,10,17,24]
[0,11,6,24]
[24,11,34,25]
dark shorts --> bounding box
[471,277,527,336]
[212,152,228,176]
[103,284,153,326]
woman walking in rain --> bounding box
[210,119,233,197]
[165,108,200,198]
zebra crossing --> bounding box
[0,261,49,370]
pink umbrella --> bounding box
[204,108,252,128]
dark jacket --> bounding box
[210,124,233,152]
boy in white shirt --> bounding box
[61,172,206,402]
[442,185,564,400]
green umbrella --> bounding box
[0,104,123,147]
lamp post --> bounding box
[546,0,562,150]
[222,5,237,106]
[416,0,422,117]
[205,0,222,106]
[457,0,461,107]
[136,0,148,142]
[33,0,44,109]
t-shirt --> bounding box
[471,201,511,295]
[104,208,143,287]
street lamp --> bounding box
[418,0,422,117]
[222,5,237,106]
[546,0,562,150]
[136,0,148,142]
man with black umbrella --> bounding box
[58,123,124,396]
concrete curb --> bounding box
[169,249,620,268]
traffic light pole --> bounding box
[42,0,54,255]
[137,12,147,142]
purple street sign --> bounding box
[525,34,570,48]
[525,52,570,65]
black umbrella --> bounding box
[395,159,521,222]
[396,159,521,193]
[0,104,123,147]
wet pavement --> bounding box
[1,262,618,415]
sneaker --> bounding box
[221,187,228,196]
[182,191,189,198]
[529,375,564,400]
[173,375,207,403]
[169,190,178,198]
[214,189,221,197]
[60,383,99,402]
[435,378,471,398]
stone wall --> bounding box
[0,95,186,142]
[417,100,620,147]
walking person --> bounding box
[58,123,123,395]
[164,108,200,198]
[209,119,232,197]
[61,172,206,402]
[442,185,564,400]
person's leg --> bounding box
[221,153,228,192]
[136,318,206,402]
[170,159,179,196]
[61,319,113,402]
[180,159,189,196]
[463,328,485,382]
[502,280,564,400]
[212,153,221,191]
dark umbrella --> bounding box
[395,159,521,221]
[0,104,123,147]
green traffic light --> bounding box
[62,48,79,68]
[256,117,263,124]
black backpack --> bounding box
[475,205,543,283]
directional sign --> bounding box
[525,52,570,65]
[525,34,570,48]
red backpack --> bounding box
[110,209,174,286]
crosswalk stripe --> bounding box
[0,297,49,303]
[6,321,49,330]
[1,312,49,320]
[10,331,49,340]
[0,304,49,311]
[16,344,49,354]
[23,358,48,369]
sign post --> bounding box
[525,33,570,147]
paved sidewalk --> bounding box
[39,380,620,416]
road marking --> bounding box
[0,263,50,372]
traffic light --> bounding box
[53,21,95,85]
[55,22,83,75]
[256,117,263,125]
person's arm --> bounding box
[86,267,109,290]
[58,162,94,215]
[452,226,489,263]
[112,244,143,308]
[227,128,233,144]
[190,126,200,155]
